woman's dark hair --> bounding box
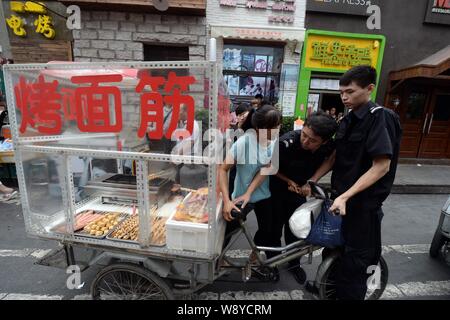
[241,104,281,132]
[304,111,338,141]
[235,102,250,116]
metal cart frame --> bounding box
[3,57,232,298]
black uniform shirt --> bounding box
[270,130,335,199]
[331,101,402,210]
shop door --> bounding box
[418,91,450,159]
[398,90,430,158]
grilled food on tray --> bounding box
[82,213,122,237]
[54,210,104,233]
[173,187,209,224]
[109,207,167,245]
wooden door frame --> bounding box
[397,84,433,158]
[418,88,450,158]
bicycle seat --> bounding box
[231,203,254,220]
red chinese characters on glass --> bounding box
[136,71,196,140]
[60,88,77,121]
[71,74,123,133]
[14,75,62,135]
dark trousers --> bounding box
[223,197,278,258]
[272,193,306,265]
[336,208,384,300]
[272,193,306,268]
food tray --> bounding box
[75,211,129,239]
[51,210,128,239]
[106,213,168,246]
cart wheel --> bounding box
[429,229,446,259]
[91,263,174,300]
[315,252,388,300]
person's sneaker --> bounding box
[290,266,307,285]
[304,280,319,295]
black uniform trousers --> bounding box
[335,207,384,300]
[272,192,306,265]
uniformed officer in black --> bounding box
[311,65,402,300]
[270,111,337,284]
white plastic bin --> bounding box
[166,202,224,254]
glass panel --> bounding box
[405,92,427,120]
[433,95,450,121]
[6,64,210,157]
[19,150,65,234]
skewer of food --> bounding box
[54,210,104,233]
[109,207,167,245]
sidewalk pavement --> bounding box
[321,164,450,194]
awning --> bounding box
[210,24,305,43]
[389,45,450,81]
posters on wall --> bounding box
[224,75,240,95]
[223,48,241,70]
[307,93,320,115]
[279,64,300,116]
[239,76,265,96]
[281,91,296,116]
[255,55,268,72]
[310,78,340,91]
[242,54,255,71]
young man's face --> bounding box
[300,126,324,152]
[340,81,374,110]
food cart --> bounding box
[3,50,232,299]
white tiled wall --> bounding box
[207,0,306,29]
[206,0,306,67]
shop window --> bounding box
[144,45,189,61]
[405,92,427,120]
[433,95,450,121]
[143,44,189,77]
[223,44,284,103]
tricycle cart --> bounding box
[3,50,388,300]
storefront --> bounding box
[385,46,450,159]
[2,1,73,63]
[207,0,306,114]
[295,29,385,119]
[59,0,207,63]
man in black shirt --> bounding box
[271,111,337,284]
[311,66,402,300]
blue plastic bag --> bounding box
[306,199,344,248]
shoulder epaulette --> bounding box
[370,105,383,114]
[282,136,295,148]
